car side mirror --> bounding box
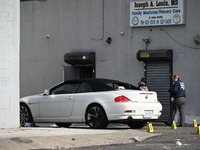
[44,89,50,96]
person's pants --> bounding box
[168,97,186,126]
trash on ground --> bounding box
[175,139,182,146]
[130,136,141,142]
[24,122,36,127]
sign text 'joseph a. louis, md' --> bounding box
[130,0,185,27]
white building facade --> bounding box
[0,0,20,128]
[20,0,200,124]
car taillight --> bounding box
[114,96,131,102]
[124,110,135,113]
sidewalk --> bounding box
[0,124,158,150]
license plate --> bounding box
[144,110,153,118]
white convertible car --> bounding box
[20,78,162,129]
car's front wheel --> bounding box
[127,121,147,129]
[86,104,108,129]
[56,123,72,128]
[20,104,33,126]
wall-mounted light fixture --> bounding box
[106,37,112,44]
[194,35,200,44]
[46,35,50,39]
[143,38,151,50]
[120,32,124,36]
[143,38,151,44]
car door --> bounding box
[39,81,81,118]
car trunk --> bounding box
[115,90,158,103]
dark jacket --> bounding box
[139,84,149,91]
[169,80,186,98]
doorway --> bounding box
[63,52,95,80]
[137,50,173,121]
[145,61,172,121]
[78,66,94,79]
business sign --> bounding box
[130,0,185,27]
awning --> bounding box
[137,50,172,61]
[64,52,95,65]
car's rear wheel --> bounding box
[127,121,147,129]
[86,104,108,129]
[20,104,33,126]
[56,123,72,128]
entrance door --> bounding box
[64,52,96,80]
[78,66,94,79]
[146,61,172,121]
[64,65,95,81]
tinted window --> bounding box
[106,83,122,89]
[51,83,81,94]
[106,82,139,90]
[77,82,92,93]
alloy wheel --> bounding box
[20,105,32,126]
[86,105,108,129]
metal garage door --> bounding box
[146,61,171,121]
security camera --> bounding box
[46,35,50,38]
[143,38,151,44]
[120,32,124,36]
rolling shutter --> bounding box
[146,61,171,121]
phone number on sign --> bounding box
[140,19,172,26]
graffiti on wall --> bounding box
[0,77,10,87]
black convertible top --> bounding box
[64,78,139,92]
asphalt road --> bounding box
[66,123,200,150]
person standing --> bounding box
[138,77,150,91]
[138,81,149,91]
[164,75,186,127]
